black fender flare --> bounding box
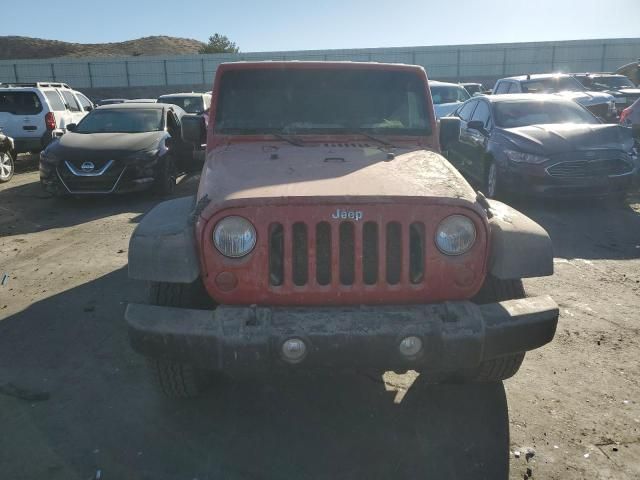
[487,199,553,280]
[128,195,201,283]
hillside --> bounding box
[0,36,206,60]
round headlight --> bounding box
[435,215,476,256]
[213,216,256,258]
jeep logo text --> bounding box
[331,209,363,221]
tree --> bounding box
[199,34,239,54]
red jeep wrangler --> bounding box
[125,62,559,398]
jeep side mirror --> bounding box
[66,123,77,132]
[467,120,485,132]
[439,117,461,150]
[182,114,206,145]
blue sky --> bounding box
[5,0,640,52]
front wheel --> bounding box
[0,150,15,183]
[484,160,503,199]
[146,280,214,398]
[153,156,176,196]
[470,276,527,382]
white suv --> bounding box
[0,82,94,154]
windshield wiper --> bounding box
[348,129,396,148]
[271,133,305,147]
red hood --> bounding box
[196,143,476,216]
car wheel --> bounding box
[463,276,527,383]
[484,160,502,199]
[153,156,176,196]
[146,281,215,398]
[0,151,15,183]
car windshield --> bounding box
[431,85,471,104]
[214,69,431,135]
[494,100,599,128]
[589,76,636,90]
[75,109,163,133]
[521,76,584,93]
[159,96,205,114]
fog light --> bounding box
[281,338,307,363]
[399,336,423,358]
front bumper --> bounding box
[125,296,558,373]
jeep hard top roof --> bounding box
[215,60,427,74]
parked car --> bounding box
[124,99,157,103]
[493,74,617,122]
[616,59,640,86]
[620,97,640,139]
[461,83,488,96]
[125,61,558,398]
[96,98,128,106]
[430,81,471,118]
[0,82,92,153]
[156,92,211,115]
[0,129,16,183]
[39,103,194,196]
[445,94,637,198]
[571,73,640,114]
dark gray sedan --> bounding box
[445,94,638,199]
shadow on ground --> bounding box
[509,195,640,261]
[0,171,200,237]
[0,268,509,480]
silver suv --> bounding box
[0,82,94,153]
[493,74,617,122]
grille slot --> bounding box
[315,222,332,286]
[268,223,284,286]
[292,222,308,286]
[268,219,427,289]
[409,222,425,284]
[547,159,632,178]
[362,222,379,285]
[385,222,402,285]
[339,222,355,285]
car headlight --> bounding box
[435,215,476,256]
[213,216,257,258]
[504,149,549,164]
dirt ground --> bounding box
[1,156,639,480]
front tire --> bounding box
[146,281,213,398]
[470,276,527,382]
[484,160,502,199]
[153,156,176,196]
[0,150,15,183]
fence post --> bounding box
[13,64,19,82]
[50,63,56,81]
[201,57,206,84]
[163,60,169,86]
[456,49,461,81]
[502,48,507,76]
[88,62,94,88]
[551,45,556,71]
[600,43,607,72]
[411,50,416,65]
[124,61,130,87]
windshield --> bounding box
[75,109,163,133]
[589,76,636,90]
[159,96,205,114]
[521,76,584,93]
[214,69,431,135]
[431,85,470,104]
[494,100,598,128]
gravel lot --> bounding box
[1,156,639,479]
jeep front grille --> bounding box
[268,220,426,287]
